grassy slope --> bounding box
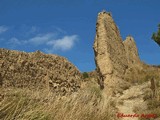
[0,81,116,120]
[131,65,160,120]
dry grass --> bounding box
[128,64,160,119]
[125,64,160,85]
[0,82,116,120]
[143,79,160,119]
[133,78,160,120]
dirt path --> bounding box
[116,82,150,120]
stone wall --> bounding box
[123,36,141,66]
[123,36,143,82]
[0,48,82,95]
[93,11,128,89]
[93,11,160,92]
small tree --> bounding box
[152,24,160,46]
[83,72,89,79]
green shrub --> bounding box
[83,72,89,79]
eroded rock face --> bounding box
[93,11,128,89]
[123,36,143,82]
[93,10,160,94]
[0,48,81,95]
[123,36,141,66]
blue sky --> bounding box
[0,0,160,72]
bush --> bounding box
[83,72,89,79]
[152,24,160,46]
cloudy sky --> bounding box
[0,0,160,72]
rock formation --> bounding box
[93,11,128,90]
[123,36,144,82]
[93,11,160,93]
[123,36,141,66]
[92,10,157,93]
[0,48,81,95]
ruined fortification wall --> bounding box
[93,11,128,89]
[93,11,159,92]
[0,48,81,95]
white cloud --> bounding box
[9,33,56,45]
[27,33,56,45]
[8,33,78,52]
[27,26,39,35]
[0,26,8,34]
[47,35,78,51]
[9,37,21,45]
[55,27,66,34]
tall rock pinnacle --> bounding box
[93,11,146,93]
[93,11,128,89]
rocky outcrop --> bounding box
[93,11,160,92]
[123,36,141,66]
[0,48,81,95]
[93,11,128,90]
[123,36,143,82]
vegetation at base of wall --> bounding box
[125,64,160,85]
[0,83,116,120]
[133,78,160,120]
[82,72,89,79]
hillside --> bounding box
[0,10,160,120]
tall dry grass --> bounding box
[0,82,116,120]
[133,77,160,120]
